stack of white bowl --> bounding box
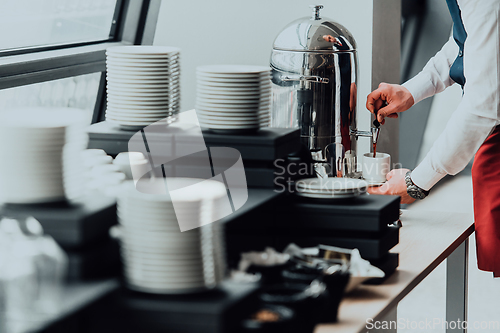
[195,65,271,133]
[0,108,87,204]
[105,46,181,130]
[117,178,228,294]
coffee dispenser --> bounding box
[270,5,379,178]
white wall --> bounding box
[154,0,383,156]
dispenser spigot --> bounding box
[371,126,380,144]
[350,127,381,144]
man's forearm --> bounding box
[402,36,458,105]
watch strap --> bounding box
[405,171,429,200]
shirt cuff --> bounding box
[411,162,447,191]
[402,73,435,105]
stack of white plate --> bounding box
[0,108,87,204]
[105,46,181,130]
[117,178,228,294]
[295,178,368,200]
[195,65,271,133]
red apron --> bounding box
[472,125,500,275]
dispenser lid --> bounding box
[272,5,357,52]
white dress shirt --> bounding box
[402,0,500,190]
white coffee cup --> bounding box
[113,152,149,181]
[362,152,391,183]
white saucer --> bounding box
[106,62,179,68]
[107,68,180,75]
[197,82,271,89]
[107,45,181,55]
[196,99,269,107]
[197,77,271,84]
[107,99,179,106]
[106,60,180,68]
[106,103,177,110]
[196,111,269,118]
[195,104,268,112]
[106,64,179,72]
[197,64,271,74]
[107,95,177,102]
[296,177,368,191]
[200,123,260,129]
[107,88,178,96]
[196,72,269,78]
[197,87,271,95]
[364,179,386,187]
[106,74,180,82]
[197,79,270,87]
[196,95,270,103]
[106,75,180,83]
[106,109,175,117]
[196,90,265,98]
[108,81,179,88]
[295,191,361,199]
[105,118,157,127]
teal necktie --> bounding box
[446,0,467,86]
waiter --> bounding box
[366,0,500,277]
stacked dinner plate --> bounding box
[105,46,181,130]
[0,108,87,204]
[117,178,228,294]
[195,65,271,133]
[295,178,368,200]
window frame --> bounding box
[0,0,162,124]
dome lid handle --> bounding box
[309,4,323,20]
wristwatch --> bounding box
[405,171,430,200]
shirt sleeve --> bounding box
[411,0,500,190]
[402,36,458,104]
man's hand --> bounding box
[367,168,416,204]
[366,83,415,125]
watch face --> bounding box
[408,187,425,199]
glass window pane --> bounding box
[0,73,101,124]
[0,0,118,51]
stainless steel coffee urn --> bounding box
[271,5,379,178]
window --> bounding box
[0,0,162,124]
[0,73,100,124]
[0,0,118,51]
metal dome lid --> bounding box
[272,5,357,52]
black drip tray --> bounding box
[275,194,401,233]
